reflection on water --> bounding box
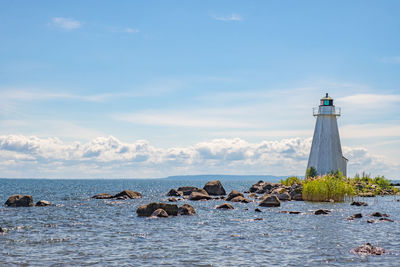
[0,178,399,266]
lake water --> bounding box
[0,178,399,266]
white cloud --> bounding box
[211,13,242,21]
[337,93,400,106]
[51,17,83,30]
[0,135,395,178]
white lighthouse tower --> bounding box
[307,93,347,176]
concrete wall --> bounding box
[307,106,347,176]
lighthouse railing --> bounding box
[313,107,341,116]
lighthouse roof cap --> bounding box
[321,93,333,100]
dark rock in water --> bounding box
[367,219,376,223]
[216,203,234,209]
[259,195,280,207]
[177,186,206,196]
[289,211,301,214]
[203,180,226,196]
[226,190,244,201]
[168,197,178,202]
[137,202,178,217]
[230,196,251,203]
[92,193,113,199]
[0,226,3,233]
[370,212,389,217]
[255,208,262,212]
[379,217,394,222]
[113,190,142,199]
[291,193,303,201]
[277,192,291,201]
[352,243,386,255]
[314,209,330,215]
[178,204,196,215]
[35,200,52,207]
[151,209,169,218]
[5,195,33,207]
[347,213,363,220]
[247,193,259,199]
[167,189,182,197]
[189,191,211,201]
[351,201,368,206]
[253,218,263,221]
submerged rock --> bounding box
[5,195,33,207]
[216,203,234,209]
[137,202,178,217]
[168,197,178,202]
[352,243,386,255]
[255,208,262,212]
[91,193,113,199]
[230,196,251,203]
[379,217,394,222]
[347,213,362,220]
[370,212,389,217]
[226,190,244,201]
[314,209,330,215]
[113,190,142,199]
[151,209,169,218]
[203,180,226,196]
[178,204,196,215]
[259,195,280,207]
[0,226,3,233]
[351,201,368,206]
[189,191,211,201]
[247,193,259,199]
[35,200,52,207]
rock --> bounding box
[314,209,330,215]
[0,226,3,233]
[347,213,363,220]
[113,190,142,199]
[253,218,263,221]
[189,191,211,201]
[351,201,368,206]
[277,192,291,201]
[247,193,259,199]
[92,193,113,199]
[168,197,178,202]
[370,212,389,217]
[178,204,196,215]
[177,186,206,196]
[379,217,394,222]
[352,243,386,255]
[35,200,52,207]
[216,203,234,209]
[255,208,262,212]
[230,196,251,203]
[259,195,280,207]
[226,190,244,201]
[5,195,33,207]
[136,202,178,217]
[151,209,169,218]
[367,219,376,223]
[291,193,303,201]
[167,189,182,197]
[359,192,374,197]
[203,180,226,195]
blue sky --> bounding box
[0,1,399,178]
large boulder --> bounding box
[137,202,178,217]
[216,203,234,209]
[259,195,280,207]
[151,209,169,218]
[5,195,33,207]
[178,204,196,215]
[35,200,52,207]
[113,190,142,199]
[167,189,182,197]
[92,193,113,199]
[203,180,226,196]
[352,243,386,255]
[226,190,244,201]
[277,192,291,201]
[189,191,211,201]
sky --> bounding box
[0,0,400,178]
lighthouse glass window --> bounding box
[324,100,330,106]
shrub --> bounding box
[303,175,354,202]
[306,167,317,178]
[280,176,302,186]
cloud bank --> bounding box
[51,17,83,30]
[0,135,394,178]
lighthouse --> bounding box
[307,93,347,176]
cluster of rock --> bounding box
[355,182,397,196]
[248,180,303,201]
[352,243,386,255]
[4,195,52,207]
[346,211,394,223]
[136,202,195,217]
[167,180,226,201]
[92,190,142,200]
